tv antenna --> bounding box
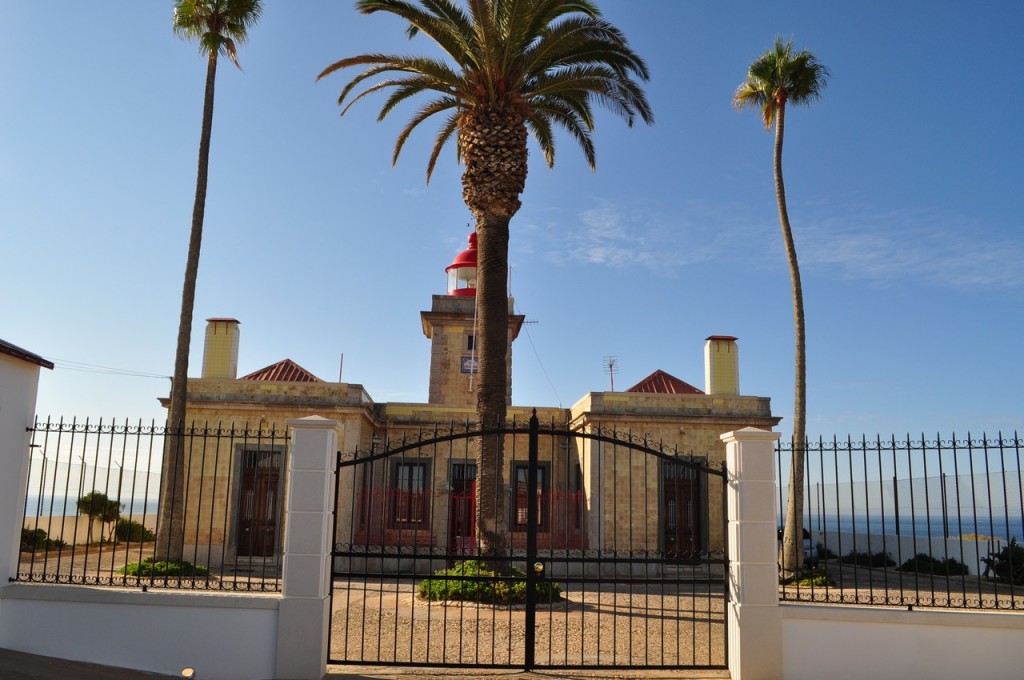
[603,356,618,391]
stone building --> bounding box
[168,233,778,569]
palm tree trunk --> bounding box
[474,213,510,559]
[774,101,808,578]
[459,102,528,563]
[156,50,218,562]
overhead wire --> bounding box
[513,301,562,408]
[48,358,170,380]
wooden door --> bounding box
[662,462,700,560]
[448,463,476,556]
[237,451,281,558]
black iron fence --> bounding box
[777,432,1023,610]
[17,417,286,592]
[331,415,728,671]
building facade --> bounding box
[169,234,778,569]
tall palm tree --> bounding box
[733,37,829,576]
[319,0,652,556]
[158,0,263,560]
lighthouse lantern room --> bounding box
[445,232,477,296]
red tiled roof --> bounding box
[626,369,703,395]
[241,359,322,383]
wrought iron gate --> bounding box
[328,413,728,671]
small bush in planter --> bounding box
[898,553,968,576]
[417,559,560,604]
[119,557,208,578]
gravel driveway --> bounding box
[330,579,727,671]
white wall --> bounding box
[0,415,338,680]
[782,604,1024,680]
[816,529,999,575]
[0,585,279,680]
[0,354,42,581]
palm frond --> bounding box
[173,0,262,68]
[393,96,460,166]
[734,36,829,129]
[530,97,596,168]
[322,0,652,179]
[426,111,461,181]
[525,112,557,167]
[378,77,457,120]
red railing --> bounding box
[511,490,584,549]
[352,487,584,550]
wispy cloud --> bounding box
[519,199,762,275]
[518,198,1023,291]
[800,205,1024,290]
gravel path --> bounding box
[330,580,727,670]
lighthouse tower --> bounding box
[421,232,524,407]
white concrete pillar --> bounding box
[0,354,47,581]
[722,427,782,680]
[275,416,340,680]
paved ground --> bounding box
[0,648,728,680]
[0,648,179,680]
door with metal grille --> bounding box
[237,450,280,558]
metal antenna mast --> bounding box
[604,356,618,391]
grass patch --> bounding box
[417,559,560,604]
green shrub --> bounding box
[21,528,47,550]
[983,538,1024,585]
[840,551,895,568]
[114,519,155,542]
[780,567,835,587]
[119,557,208,578]
[417,559,560,604]
[817,544,838,560]
[20,528,67,551]
[898,553,969,576]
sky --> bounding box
[1,1,1021,442]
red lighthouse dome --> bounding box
[445,232,477,296]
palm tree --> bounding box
[158,0,263,561]
[319,0,652,557]
[733,37,829,576]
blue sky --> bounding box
[1,1,1021,440]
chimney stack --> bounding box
[201,318,240,379]
[704,335,738,395]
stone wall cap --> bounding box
[720,427,781,444]
[287,416,342,430]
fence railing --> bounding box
[777,432,1023,610]
[18,417,286,592]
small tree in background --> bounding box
[76,492,123,544]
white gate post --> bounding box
[0,349,49,582]
[722,427,782,680]
[275,416,340,680]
